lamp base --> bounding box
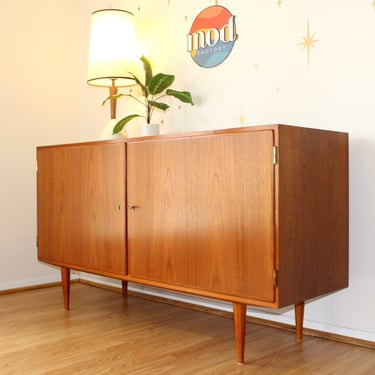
[99,119,127,140]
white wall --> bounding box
[1,0,374,343]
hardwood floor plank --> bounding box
[0,283,374,374]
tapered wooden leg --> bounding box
[121,280,128,298]
[295,301,305,341]
[61,267,70,310]
[233,303,246,364]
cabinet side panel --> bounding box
[37,147,79,265]
[277,126,349,306]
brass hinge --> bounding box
[272,146,278,165]
[273,269,278,288]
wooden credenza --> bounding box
[36,125,349,363]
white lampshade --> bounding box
[87,9,139,87]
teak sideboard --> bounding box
[36,125,349,363]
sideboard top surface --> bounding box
[36,124,348,150]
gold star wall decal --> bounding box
[277,0,283,7]
[238,108,246,125]
[298,20,320,65]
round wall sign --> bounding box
[187,5,238,68]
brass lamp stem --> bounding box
[109,79,118,119]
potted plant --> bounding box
[104,56,194,136]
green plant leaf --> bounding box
[166,89,194,105]
[148,100,170,111]
[130,73,148,97]
[103,56,194,127]
[148,73,175,95]
[112,114,141,134]
[140,56,153,85]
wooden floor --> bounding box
[1,283,374,374]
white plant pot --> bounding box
[141,123,160,137]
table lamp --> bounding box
[87,9,138,138]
